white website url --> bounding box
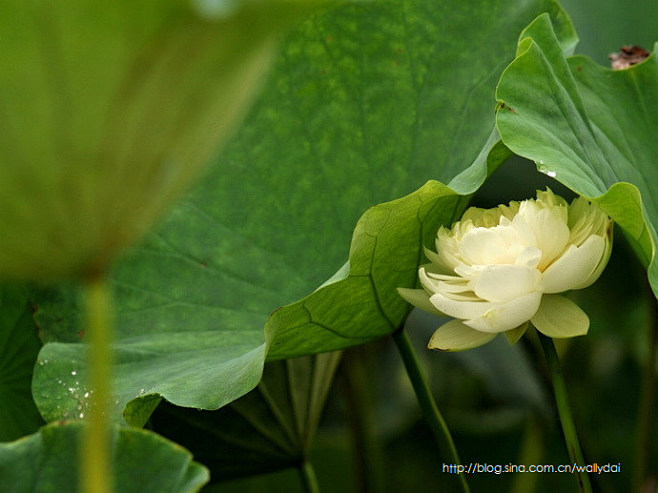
[442,462,621,475]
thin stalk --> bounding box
[392,328,470,493]
[510,416,544,493]
[635,292,658,490]
[340,347,385,493]
[298,460,320,493]
[81,275,114,493]
[538,332,592,493]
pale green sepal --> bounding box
[530,294,589,338]
[504,321,529,345]
[427,320,497,351]
[397,287,446,317]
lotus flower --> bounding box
[398,189,613,351]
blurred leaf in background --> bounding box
[0,0,321,281]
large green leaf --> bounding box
[0,421,208,492]
[31,280,266,426]
[0,285,43,441]
[32,0,576,422]
[0,0,323,281]
[267,181,470,358]
[495,13,658,295]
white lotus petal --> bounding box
[438,291,481,302]
[463,291,543,333]
[424,247,457,274]
[428,320,497,351]
[470,264,541,302]
[540,235,605,293]
[536,188,568,209]
[517,204,570,270]
[515,246,542,269]
[437,280,472,294]
[453,263,481,279]
[459,225,522,265]
[568,198,611,246]
[419,267,442,292]
[397,288,446,316]
[426,269,463,281]
[507,210,538,246]
[429,292,494,321]
[578,226,613,289]
[531,294,589,338]
[423,247,443,266]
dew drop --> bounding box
[79,413,85,419]
[71,370,77,376]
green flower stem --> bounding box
[298,460,320,493]
[537,332,592,493]
[392,328,470,493]
[635,292,658,490]
[510,416,544,493]
[340,347,385,493]
[81,275,114,493]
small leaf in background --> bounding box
[0,285,43,441]
[495,13,658,294]
[0,421,208,493]
[149,352,342,482]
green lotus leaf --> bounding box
[495,13,658,295]
[0,421,208,492]
[31,280,267,426]
[0,0,324,281]
[267,181,471,359]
